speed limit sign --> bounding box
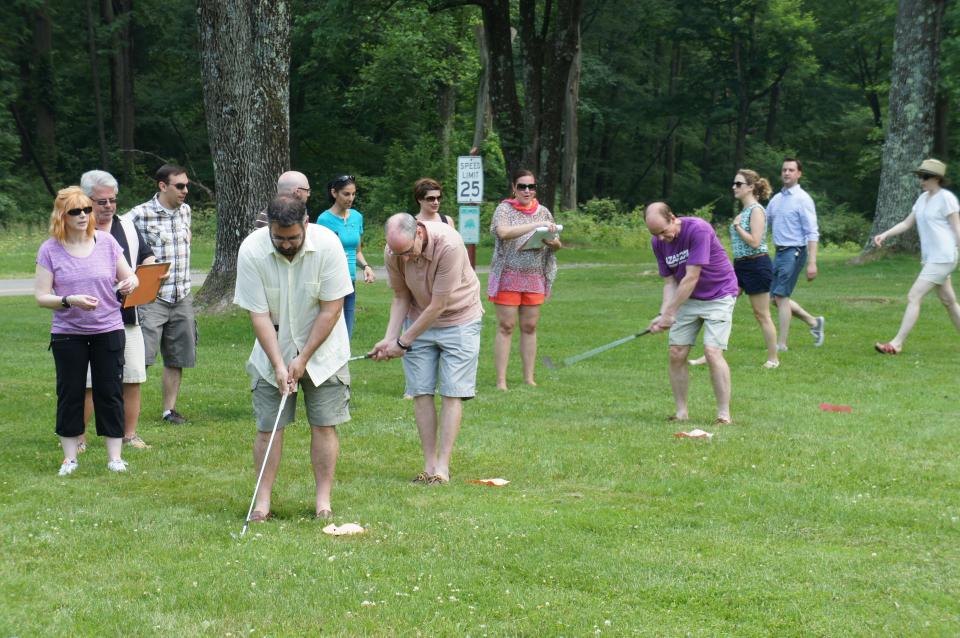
[457,156,484,204]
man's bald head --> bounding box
[277,171,311,203]
[645,202,681,242]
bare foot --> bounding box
[524,379,538,387]
[496,382,508,391]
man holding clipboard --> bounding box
[80,170,159,450]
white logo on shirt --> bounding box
[665,249,689,268]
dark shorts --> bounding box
[771,246,807,298]
[734,254,773,295]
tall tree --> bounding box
[101,0,135,179]
[432,0,583,210]
[866,0,946,255]
[196,0,291,309]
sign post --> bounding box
[457,155,484,269]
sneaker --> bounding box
[58,459,79,476]
[107,459,128,472]
[123,435,152,449]
[162,410,187,425]
[810,316,825,347]
[776,344,789,353]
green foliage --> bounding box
[811,194,873,247]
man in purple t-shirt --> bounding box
[646,202,739,425]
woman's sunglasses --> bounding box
[516,183,537,191]
[67,207,93,216]
[422,195,442,203]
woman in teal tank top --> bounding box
[730,169,780,368]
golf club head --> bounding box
[542,355,558,369]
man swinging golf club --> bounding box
[234,195,354,523]
[645,202,739,425]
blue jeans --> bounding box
[771,246,807,298]
[343,283,357,339]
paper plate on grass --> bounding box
[467,478,510,487]
[322,523,366,536]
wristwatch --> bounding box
[61,295,70,308]
[396,337,411,350]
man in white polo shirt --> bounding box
[234,195,353,522]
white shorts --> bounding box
[86,324,147,386]
[918,260,957,285]
[668,296,737,350]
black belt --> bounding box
[735,254,766,262]
[776,245,803,252]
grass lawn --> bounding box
[1,246,958,636]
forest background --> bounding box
[0,0,957,250]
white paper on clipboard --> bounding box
[519,224,562,250]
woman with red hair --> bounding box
[34,186,139,476]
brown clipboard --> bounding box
[122,262,171,308]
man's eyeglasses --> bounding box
[422,195,442,203]
[732,181,747,188]
[387,239,417,257]
[67,207,93,216]
[296,186,311,193]
[168,182,189,191]
[94,198,118,206]
[515,183,537,191]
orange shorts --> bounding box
[488,290,545,306]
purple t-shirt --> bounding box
[37,231,124,334]
[652,216,739,300]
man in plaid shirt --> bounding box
[129,164,196,425]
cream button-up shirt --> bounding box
[234,224,353,387]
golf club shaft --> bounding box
[563,329,651,366]
[241,390,289,536]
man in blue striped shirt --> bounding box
[766,158,825,350]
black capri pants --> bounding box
[50,329,125,438]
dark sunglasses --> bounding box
[94,198,118,206]
[333,174,355,187]
[515,183,537,191]
[167,182,189,191]
[732,181,748,188]
[422,195,442,203]
[67,207,93,216]
[919,173,938,181]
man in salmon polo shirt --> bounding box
[645,202,740,426]
[370,213,483,486]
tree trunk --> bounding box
[31,2,56,169]
[560,40,581,211]
[86,0,109,169]
[864,0,945,256]
[933,92,948,158]
[471,23,492,151]
[102,0,135,179]
[438,80,457,182]
[480,0,524,179]
[196,0,291,311]
[523,0,581,212]
[662,42,681,199]
[765,78,780,146]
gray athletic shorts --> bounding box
[401,320,481,398]
[138,294,197,368]
[251,365,351,431]
[668,296,737,350]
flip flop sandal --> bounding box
[712,417,733,425]
[874,342,900,355]
[248,510,273,523]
